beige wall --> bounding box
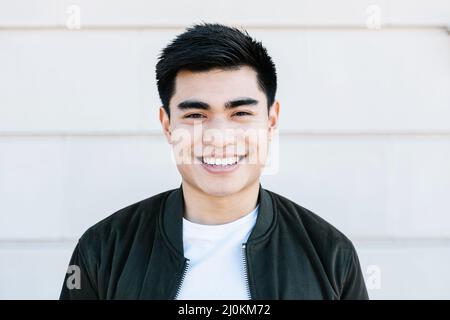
[1,0,450,299]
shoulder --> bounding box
[77,188,174,254]
[267,189,362,295]
[267,189,356,255]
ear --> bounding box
[159,106,172,144]
[268,100,280,140]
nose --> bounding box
[201,118,240,156]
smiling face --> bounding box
[160,65,279,197]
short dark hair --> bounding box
[155,22,277,117]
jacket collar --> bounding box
[161,182,276,257]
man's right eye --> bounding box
[184,113,206,119]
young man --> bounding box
[60,23,369,300]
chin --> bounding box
[199,184,239,197]
[195,179,246,197]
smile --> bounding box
[197,155,247,174]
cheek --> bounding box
[171,123,209,162]
[171,131,195,165]
[245,133,270,165]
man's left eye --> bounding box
[233,111,252,117]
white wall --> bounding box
[1,0,449,299]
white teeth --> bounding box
[202,156,242,166]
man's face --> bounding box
[160,65,279,197]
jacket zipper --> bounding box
[174,258,190,300]
[241,243,252,300]
[175,248,251,300]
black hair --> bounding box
[155,22,277,117]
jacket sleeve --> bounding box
[59,242,99,300]
[340,246,369,300]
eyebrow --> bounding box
[177,97,259,111]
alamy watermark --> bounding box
[366,264,382,290]
[65,264,81,290]
[66,5,81,30]
[168,123,280,175]
[366,4,382,30]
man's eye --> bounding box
[184,113,206,119]
[233,111,252,117]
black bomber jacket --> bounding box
[59,184,369,300]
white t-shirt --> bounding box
[175,204,259,300]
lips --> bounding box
[201,155,245,166]
[197,155,247,174]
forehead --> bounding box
[171,66,265,106]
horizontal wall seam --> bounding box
[2,131,450,137]
[0,25,447,32]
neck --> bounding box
[182,180,260,225]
